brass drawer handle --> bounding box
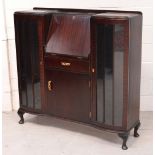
[48,81,52,91]
[60,62,71,66]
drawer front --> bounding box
[45,55,89,74]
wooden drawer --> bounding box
[44,54,89,74]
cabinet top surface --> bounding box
[15,8,142,16]
[93,12,139,18]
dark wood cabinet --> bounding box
[14,8,142,150]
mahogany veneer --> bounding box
[14,8,142,150]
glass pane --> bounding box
[21,79,27,106]
[96,25,104,123]
[19,20,28,107]
[113,25,124,126]
[30,21,41,110]
[34,80,41,109]
[26,21,38,108]
[20,20,34,108]
[103,25,113,125]
[18,19,41,109]
[96,24,124,127]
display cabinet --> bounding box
[14,8,142,150]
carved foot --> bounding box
[134,122,141,137]
[118,132,129,150]
[17,109,25,124]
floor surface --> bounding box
[3,111,153,155]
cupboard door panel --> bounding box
[46,69,90,123]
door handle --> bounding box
[48,81,52,91]
[60,62,71,66]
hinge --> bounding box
[89,112,92,119]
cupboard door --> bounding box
[46,69,90,123]
[15,17,41,111]
[91,19,129,128]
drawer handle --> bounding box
[48,81,52,91]
[60,62,71,66]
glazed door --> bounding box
[14,16,42,111]
[91,18,129,129]
[46,69,90,123]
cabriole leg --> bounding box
[118,132,129,150]
[17,109,25,124]
[134,122,141,137]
